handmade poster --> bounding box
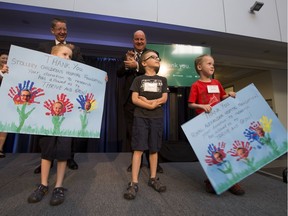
[0,45,107,138]
[181,84,287,194]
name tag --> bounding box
[207,85,220,93]
[144,82,157,92]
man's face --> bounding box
[133,31,146,52]
[51,21,67,43]
[0,54,8,65]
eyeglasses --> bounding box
[143,56,161,62]
[21,94,30,97]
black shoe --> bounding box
[27,184,49,203]
[50,187,65,206]
[34,161,54,174]
[157,165,164,173]
[127,164,132,172]
[67,159,78,170]
[0,150,5,158]
[34,165,41,174]
[124,182,138,200]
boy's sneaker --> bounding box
[148,177,166,192]
[124,182,138,200]
[27,184,49,203]
[204,179,216,194]
[50,187,65,206]
[228,183,245,196]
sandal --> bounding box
[0,150,5,158]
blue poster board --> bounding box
[181,84,287,194]
[0,45,107,138]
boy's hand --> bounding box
[201,104,212,113]
[228,92,236,98]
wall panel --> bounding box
[224,0,281,41]
[158,0,225,32]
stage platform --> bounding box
[0,153,287,216]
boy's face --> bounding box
[214,152,223,162]
[53,102,63,115]
[197,56,214,76]
[237,148,246,157]
[54,46,72,60]
[85,102,91,111]
[142,51,160,71]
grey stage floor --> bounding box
[0,153,287,216]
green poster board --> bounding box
[147,44,211,87]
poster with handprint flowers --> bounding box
[0,45,107,138]
[182,83,287,194]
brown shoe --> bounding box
[124,182,138,200]
[228,183,245,195]
[148,177,166,192]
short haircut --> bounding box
[140,49,159,63]
[194,54,213,75]
[0,51,8,57]
[51,18,67,29]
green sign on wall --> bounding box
[147,44,211,87]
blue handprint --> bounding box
[76,95,86,110]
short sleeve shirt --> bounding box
[188,79,226,115]
[130,74,169,118]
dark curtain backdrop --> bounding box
[4,56,172,153]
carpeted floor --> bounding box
[0,153,287,216]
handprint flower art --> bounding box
[205,142,233,175]
[244,117,278,154]
[205,142,227,166]
[8,80,44,105]
[44,93,73,134]
[243,121,265,148]
[76,93,97,135]
[8,80,44,132]
[228,140,252,161]
[76,93,97,112]
[228,140,255,170]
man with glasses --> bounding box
[33,18,85,174]
[117,30,163,173]
[20,89,31,103]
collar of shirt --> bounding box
[55,40,66,45]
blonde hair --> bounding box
[51,44,72,55]
[194,54,213,75]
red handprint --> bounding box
[57,93,74,113]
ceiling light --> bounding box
[250,1,264,13]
